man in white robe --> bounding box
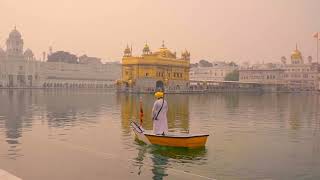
[152,91,168,135]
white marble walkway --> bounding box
[0,169,22,180]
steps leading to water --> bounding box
[0,169,22,180]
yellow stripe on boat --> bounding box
[144,133,209,148]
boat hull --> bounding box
[131,121,209,148]
[144,134,208,148]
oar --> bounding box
[130,97,151,145]
[139,96,144,126]
[131,121,144,133]
[131,121,151,145]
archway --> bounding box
[8,75,14,87]
[28,75,33,87]
[156,80,164,91]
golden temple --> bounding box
[119,41,190,92]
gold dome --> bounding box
[157,48,175,58]
[291,50,301,58]
[153,41,176,58]
[291,44,302,59]
[159,47,171,53]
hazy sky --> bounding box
[1,0,320,63]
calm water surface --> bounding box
[0,90,319,180]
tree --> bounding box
[281,56,287,64]
[198,59,213,67]
[228,61,238,67]
[224,70,239,81]
[47,51,78,64]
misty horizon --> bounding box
[1,0,320,63]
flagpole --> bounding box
[317,33,319,64]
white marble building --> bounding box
[41,61,120,88]
[239,45,320,91]
[0,27,41,87]
[239,69,285,84]
[190,61,238,81]
[0,27,120,88]
[282,46,319,91]
[317,73,320,91]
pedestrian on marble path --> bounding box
[152,91,168,135]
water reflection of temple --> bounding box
[119,94,209,179]
[133,144,207,180]
[119,94,190,134]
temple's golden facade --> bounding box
[119,42,190,92]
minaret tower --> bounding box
[6,26,24,57]
[142,42,151,55]
[123,44,132,57]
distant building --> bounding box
[0,27,120,88]
[190,61,238,81]
[282,45,319,91]
[47,51,78,64]
[239,69,284,84]
[239,45,320,91]
[79,55,101,65]
[41,60,120,88]
[318,74,320,91]
[0,27,41,87]
[118,42,190,92]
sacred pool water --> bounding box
[0,90,319,180]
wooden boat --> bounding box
[131,121,209,148]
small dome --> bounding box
[124,45,131,54]
[24,48,34,58]
[24,48,33,56]
[9,27,22,38]
[182,49,190,55]
[181,49,190,60]
[143,43,150,53]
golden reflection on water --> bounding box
[119,93,210,180]
[119,94,190,134]
[132,142,208,180]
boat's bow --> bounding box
[130,121,151,145]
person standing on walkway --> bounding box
[152,91,168,135]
